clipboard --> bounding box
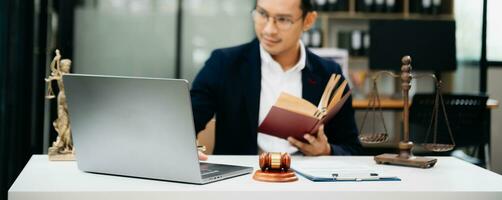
[294,169,401,182]
[292,160,401,182]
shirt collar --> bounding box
[259,40,307,73]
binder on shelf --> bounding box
[431,0,442,15]
[421,0,433,14]
[350,30,362,56]
[315,0,328,11]
[385,0,396,13]
[302,31,311,47]
[410,0,422,13]
[337,0,349,12]
[374,0,385,12]
[337,31,351,50]
[328,0,338,11]
[357,0,374,12]
[310,28,323,48]
[362,31,370,56]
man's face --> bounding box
[254,0,308,56]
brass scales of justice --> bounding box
[358,55,455,168]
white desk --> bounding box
[9,155,502,200]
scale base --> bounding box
[375,153,437,168]
[48,147,75,161]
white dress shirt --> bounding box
[257,41,307,154]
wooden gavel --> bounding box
[259,152,291,171]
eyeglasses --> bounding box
[251,9,303,31]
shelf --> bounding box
[317,0,456,71]
[406,13,455,21]
[350,56,368,61]
[319,12,454,21]
[352,98,499,110]
[353,98,406,110]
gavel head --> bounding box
[259,152,291,171]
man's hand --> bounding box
[198,151,208,161]
[287,125,331,156]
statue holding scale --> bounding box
[45,49,74,161]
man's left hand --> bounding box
[287,125,331,156]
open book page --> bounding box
[327,80,348,110]
[318,74,341,109]
[293,159,399,181]
[317,74,349,114]
[275,92,319,118]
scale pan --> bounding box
[359,132,388,144]
[422,143,455,152]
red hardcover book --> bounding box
[258,74,352,142]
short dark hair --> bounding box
[300,0,314,17]
[255,0,314,18]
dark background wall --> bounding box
[0,0,46,200]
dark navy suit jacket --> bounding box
[191,39,362,155]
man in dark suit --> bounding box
[191,0,361,159]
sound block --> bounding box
[253,169,298,182]
[375,153,437,168]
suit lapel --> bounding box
[302,53,324,105]
[241,39,261,133]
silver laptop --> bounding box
[64,74,253,184]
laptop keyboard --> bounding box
[201,168,219,176]
[200,163,220,176]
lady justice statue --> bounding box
[45,49,74,161]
